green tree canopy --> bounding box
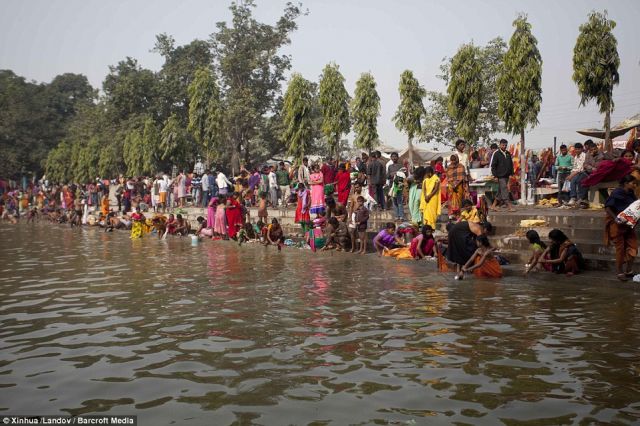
[103,57,159,121]
[423,38,506,147]
[281,73,316,164]
[497,15,542,135]
[573,10,620,150]
[393,70,426,165]
[447,43,483,144]
[319,62,351,159]
[187,68,223,166]
[160,113,190,169]
[498,14,542,202]
[351,72,380,153]
[211,0,303,172]
[153,36,214,124]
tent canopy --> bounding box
[577,113,640,139]
[398,147,455,165]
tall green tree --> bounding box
[351,72,380,153]
[423,38,506,147]
[318,63,350,160]
[447,43,483,145]
[211,0,303,172]
[393,70,426,166]
[1,70,95,178]
[160,114,190,169]
[123,128,144,177]
[573,10,620,152]
[102,57,159,121]
[153,35,214,125]
[141,117,160,175]
[281,73,316,164]
[45,141,73,183]
[187,68,223,166]
[497,14,542,203]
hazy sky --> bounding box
[1,0,639,150]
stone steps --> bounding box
[493,234,615,257]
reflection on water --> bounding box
[0,223,639,425]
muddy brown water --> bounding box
[0,223,639,425]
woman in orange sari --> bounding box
[446,155,466,217]
[461,235,503,279]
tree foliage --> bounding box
[423,38,506,147]
[103,57,158,121]
[497,14,542,135]
[281,73,316,163]
[153,36,214,124]
[447,44,483,144]
[160,114,190,169]
[573,10,620,148]
[318,62,350,158]
[187,68,223,165]
[351,72,380,153]
[393,70,426,141]
[211,0,303,171]
[393,70,426,164]
[1,70,95,178]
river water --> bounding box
[1,223,639,425]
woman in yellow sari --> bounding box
[420,166,441,229]
[446,154,466,217]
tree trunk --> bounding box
[334,135,340,162]
[407,137,414,168]
[230,142,241,176]
[604,107,612,153]
[520,129,526,205]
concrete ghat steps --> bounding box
[494,235,615,257]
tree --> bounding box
[497,14,542,203]
[141,117,160,175]
[123,128,144,177]
[211,0,303,172]
[45,141,73,183]
[187,68,223,166]
[393,70,426,166]
[160,114,190,169]
[153,36,214,125]
[103,57,159,121]
[351,72,380,154]
[423,38,506,147]
[447,43,483,145]
[573,10,620,152]
[318,63,350,160]
[281,73,316,164]
[98,142,123,178]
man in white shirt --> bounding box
[268,165,279,207]
[157,174,169,213]
[201,170,210,207]
[216,169,233,195]
[566,142,587,206]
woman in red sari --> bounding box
[582,150,634,187]
[225,192,243,239]
[335,163,351,206]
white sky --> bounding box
[1,0,639,150]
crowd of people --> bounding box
[2,136,640,282]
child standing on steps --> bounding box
[258,192,268,224]
[350,196,370,254]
